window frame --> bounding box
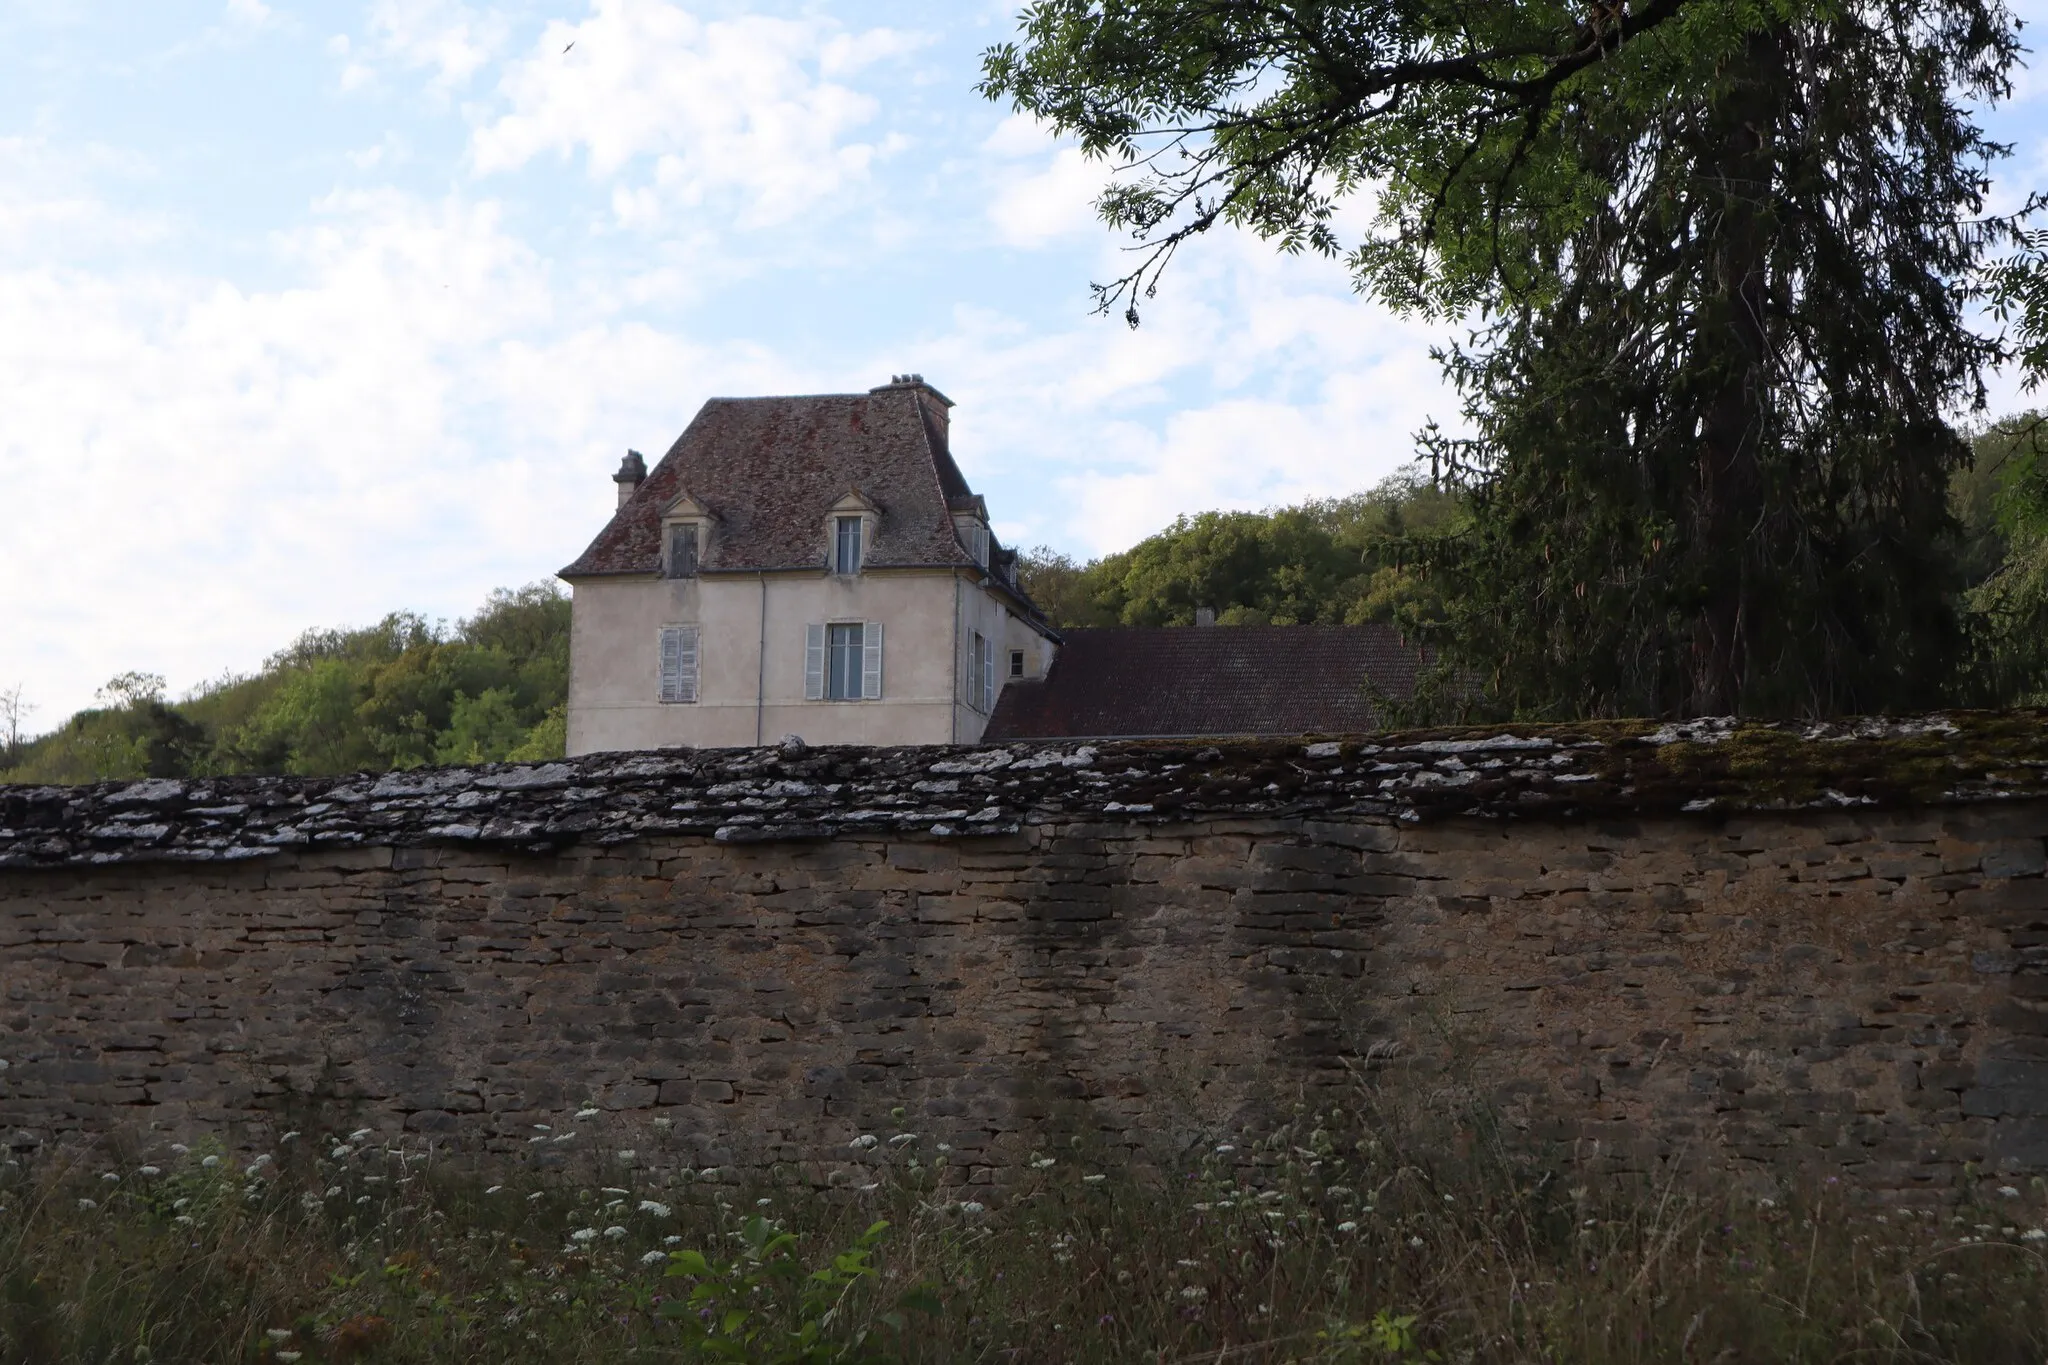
[834,515,864,575]
[1009,649,1025,679]
[665,522,700,579]
[826,621,864,700]
[657,624,700,704]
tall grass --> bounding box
[2,1100,2045,1363]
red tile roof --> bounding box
[983,625,1426,740]
[561,381,985,578]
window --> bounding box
[657,625,700,703]
[834,516,863,575]
[806,622,883,701]
[966,632,996,713]
[1009,649,1025,679]
[964,523,989,567]
[666,524,699,578]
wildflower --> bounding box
[266,1329,293,1342]
[1030,1157,1056,1170]
[1337,1221,1359,1234]
[485,1185,504,1195]
[616,1149,637,1160]
[960,1201,986,1216]
[1083,1173,1106,1184]
[937,1143,952,1153]
[173,1198,190,1211]
[356,1196,371,1206]
[576,1107,601,1119]
[756,1198,772,1208]
[138,1166,159,1177]
[1214,1144,1235,1154]
[1758,1197,1777,1209]
[1192,1202,1212,1212]
[640,1249,667,1265]
[551,1133,575,1143]
[201,1155,220,1169]
[1327,1185,1353,1197]
[603,1225,627,1240]
[569,1228,598,1244]
[639,1200,671,1217]
[602,1187,630,1195]
[850,1134,879,1150]
[2000,1185,2023,1199]
[77,1198,97,1210]
[698,1168,720,1182]
[1442,1194,1455,1203]
[100,1171,119,1183]
[277,1354,302,1363]
[170,1144,189,1155]
[2025,1229,2047,1243]
[527,1192,545,1202]
[331,1147,351,1159]
[889,1133,917,1146]
[652,1117,672,1129]
[858,1182,880,1193]
[348,1129,372,1142]
[533,1124,551,1132]
[1179,1286,1207,1301]
[1176,1259,1201,1268]
[325,1186,341,1198]
[1257,1190,1283,1203]
[280,1131,300,1143]
[173,1214,193,1226]
[1409,1236,1425,1248]
[664,1235,683,1245]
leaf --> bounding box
[665,1249,713,1278]
[897,1285,944,1317]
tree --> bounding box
[0,684,33,767]
[984,0,2033,716]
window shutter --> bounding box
[981,634,995,713]
[658,625,699,703]
[861,621,884,699]
[804,623,826,701]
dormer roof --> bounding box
[561,383,985,578]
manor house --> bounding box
[558,376,1423,754]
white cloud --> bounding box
[356,0,509,93]
[471,0,923,226]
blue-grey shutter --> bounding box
[980,634,995,713]
[861,622,884,700]
[804,624,826,701]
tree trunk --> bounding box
[1689,28,1782,716]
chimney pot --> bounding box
[1194,606,1217,627]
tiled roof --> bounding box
[561,381,985,578]
[983,625,1427,740]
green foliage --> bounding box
[1962,415,2048,704]
[985,0,2035,720]
[3,583,571,784]
[1020,473,1461,634]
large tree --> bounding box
[983,0,2033,717]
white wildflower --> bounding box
[169,1144,189,1155]
[960,1201,986,1216]
[1083,1174,1106,1184]
[138,1166,159,1177]
[100,1171,119,1183]
[1409,1236,1425,1248]
[1327,1185,1354,1197]
[348,1129,372,1142]
[888,1134,917,1146]
[1257,1190,1283,1203]
[576,1108,601,1119]
[532,1124,551,1132]
[325,1187,341,1198]
[651,1117,672,1129]
[173,1214,193,1226]
[639,1200,671,1217]
[602,1187,630,1195]
[266,1329,292,1342]
[527,1191,545,1202]
[173,1198,190,1211]
[1337,1221,1359,1234]
[1030,1157,1056,1170]
[603,1225,627,1240]
[355,1196,371,1206]
[1176,1259,1201,1268]
[640,1249,667,1265]
[937,1143,952,1153]
[1999,1185,2023,1199]
[1758,1197,1777,1209]
[276,1354,301,1363]
[850,1134,879,1150]
[698,1168,720,1182]
[858,1182,880,1193]
[331,1147,351,1160]
[1214,1144,1235,1154]
[551,1133,575,1144]
[569,1228,598,1244]
[616,1150,637,1161]
[485,1186,504,1195]
[664,1235,683,1245]
[280,1132,300,1143]
[1192,1203,1213,1212]
[756,1198,772,1208]
[1180,1286,1208,1301]
[77,1198,97,1210]
[200,1155,220,1169]
[2025,1228,2048,1243]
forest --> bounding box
[4,413,2043,786]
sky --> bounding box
[1,0,2045,730]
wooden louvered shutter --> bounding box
[980,634,995,714]
[804,623,826,701]
[861,622,884,700]
[658,626,699,703]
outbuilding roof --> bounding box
[983,624,1427,740]
[561,379,988,578]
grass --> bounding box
[2,1100,2046,1364]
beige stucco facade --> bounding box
[566,567,1055,754]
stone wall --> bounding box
[3,718,2048,1200]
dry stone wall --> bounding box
[3,716,2048,1200]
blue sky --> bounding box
[2,0,2045,728]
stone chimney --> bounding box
[873,374,955,448]
[1194,606,1217,627]
[614,449,647,508]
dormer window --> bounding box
[666,523,700,578]
[835,515,864,575]
[964,522,989,568]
